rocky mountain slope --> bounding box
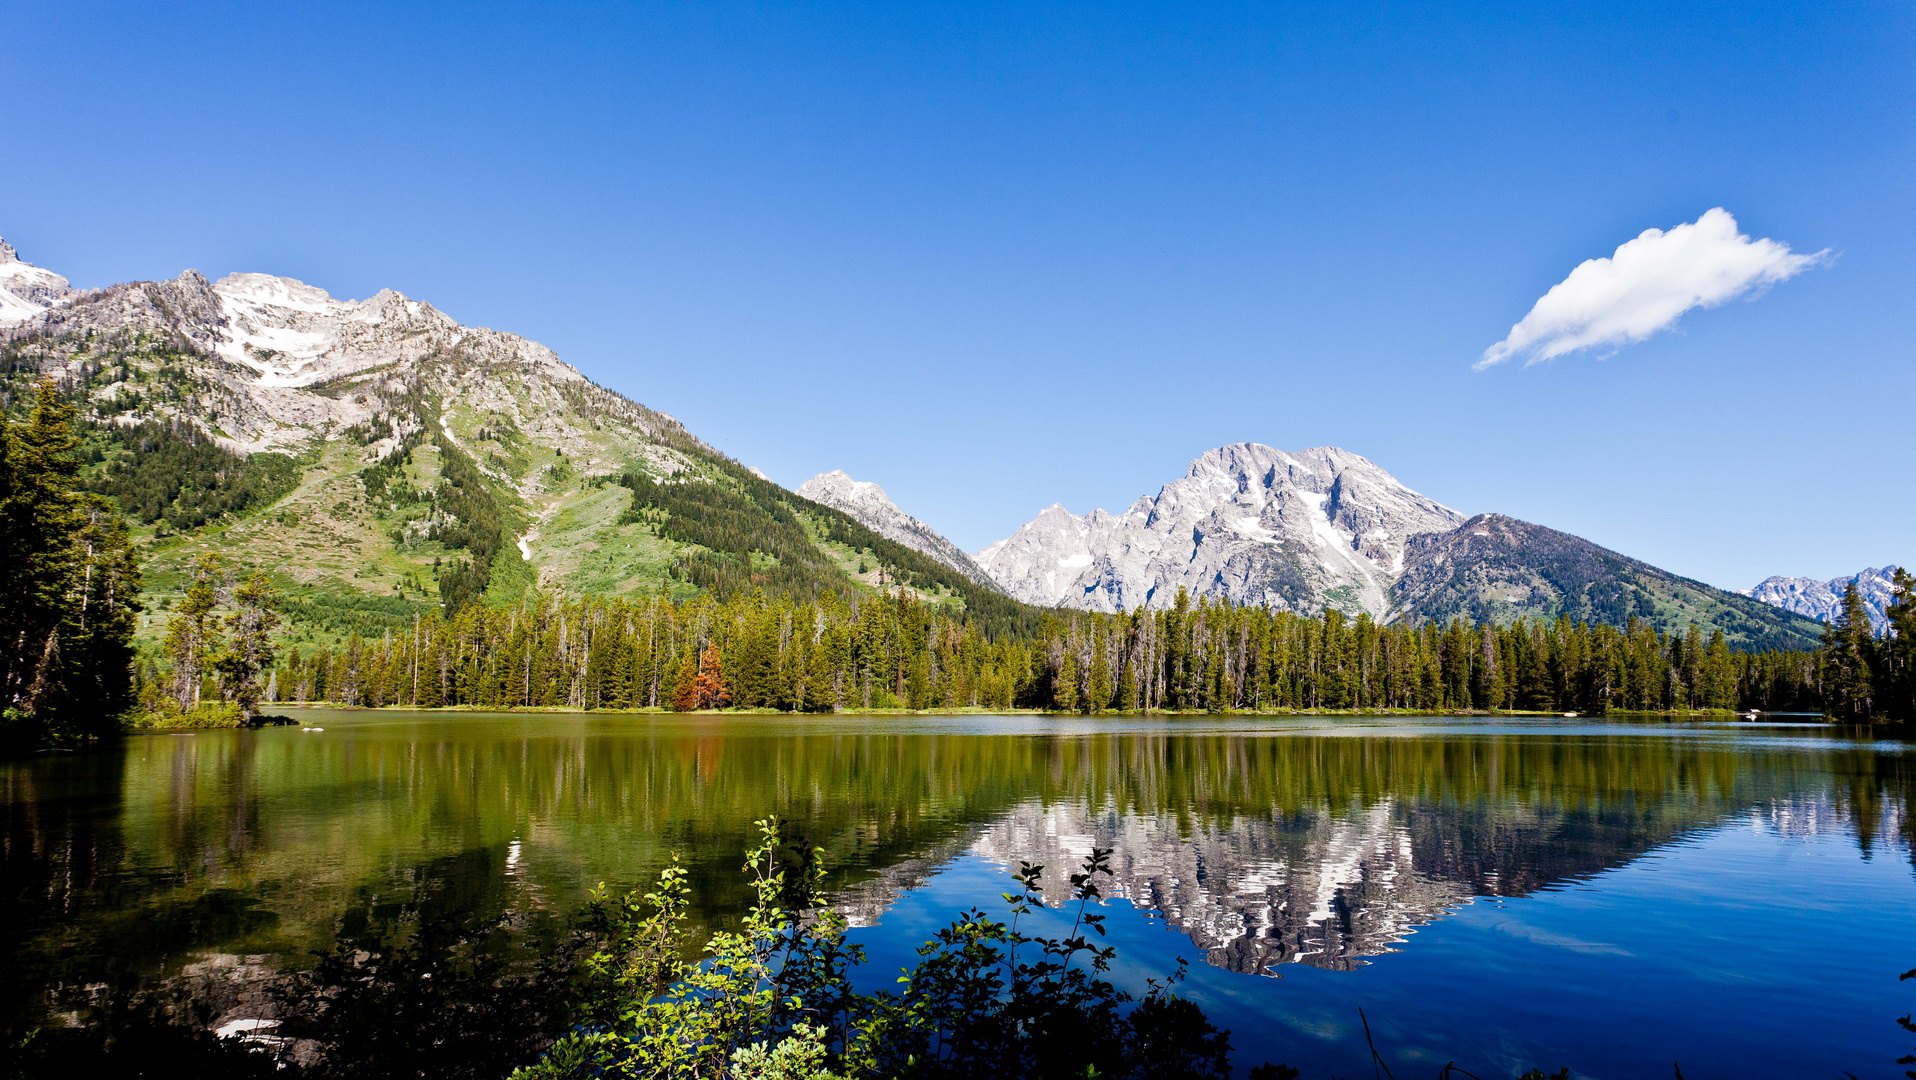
[973,444,1825,649]
[1745,567,1901,633]
[975,443,1465,616]
[797,470,999,588]
[0,238,1027,647]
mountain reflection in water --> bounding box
[1,714,1909,1041]
[817,727,1911,976]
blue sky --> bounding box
[3,2,1910,589]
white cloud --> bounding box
[1476,208,1828,370]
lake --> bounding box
[3,711,1911,1078]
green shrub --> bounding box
[516,820,1267,1080]
[125,701,246,730]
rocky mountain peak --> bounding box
[0,236,79,328]
[798,470,999,588]
[801,470,893,513]
[977,442,1463,615]
[4,248,614,460]
[1746,566,1902,633]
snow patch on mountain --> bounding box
[1746,567,1902,633]
[797,470,999,588]
[201,271,578,390]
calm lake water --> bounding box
[3,711,1911,1078]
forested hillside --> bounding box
[1392,514,1824,651]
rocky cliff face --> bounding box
[796,470,999,588]
[975,443,1464,617]
[1746,567,1901,633]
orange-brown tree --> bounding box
[692,643,731,710]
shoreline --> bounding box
[121,702,1843,727]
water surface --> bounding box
[3,712,1910,1077]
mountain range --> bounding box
[972,444,1460,616]
[803,455,1832,652]
[0,236,1025,649]
[1745,567,1902,634]
[0,235,1843,651]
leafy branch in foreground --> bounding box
[517,820,1255,1080]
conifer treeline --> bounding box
[0,381,143,748]
[243,586,1829,716]
[89,417,299,531]
[1818,573,1916,722]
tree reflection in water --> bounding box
[1,715,1909,1071]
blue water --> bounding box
[854,824,1915,1079]
[4,712,1910,1077]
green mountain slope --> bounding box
[1390,514,1824,651]
[0,268,1032,651]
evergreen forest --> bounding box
[0,380,143,749]
[246,584,1890,718]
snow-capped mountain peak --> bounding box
[974,442,1465,615]
[202,272,571,390]
[802,470,891,514]
[6,259,593,455]
[0,237,79,328]
[1745,566,1902,633]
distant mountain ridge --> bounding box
[1394,514,1823,652]
[796,471,1000,589]
[1745,567,1901,633]
[969,444,1825,650]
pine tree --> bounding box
[670,646,699,711]
[693,643,730,710]
[0,380,143,745]
[1087,629,1111,713]
[165,555,224,712]
[804,633,838,713]
[1054,648,1080,713]
[1702,628,1736,711]
[1821,581,1876,721]
[215,571,282,718]
[1880,568,1915,722]
[73,500,142,708]
[2,382,85,717]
